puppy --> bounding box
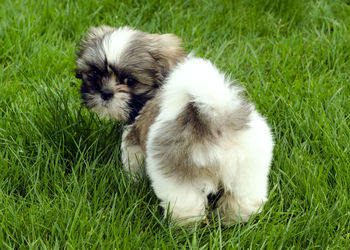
[145,57,274,225]
[76,27,274,225]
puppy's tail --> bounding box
[160,57,252,130]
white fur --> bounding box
[158,57,243,121]
[91,92,130,121]
[146,145,208,224]
[146,57,274,224]
[103,27,137,65]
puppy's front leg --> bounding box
[121,126,145,176]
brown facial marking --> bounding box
[111,73,117,82]
[116,84,131,93]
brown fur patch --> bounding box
[116,31,186,97]
[124,93,162,151]
[148,33,187,75]
[146,96,252,182]
[176,103,215,142]
[149,103,219,181]
[115,84,131,93]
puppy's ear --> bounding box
[149,33,186,77]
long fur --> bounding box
[144,57,274,224]
[76,27,274,225]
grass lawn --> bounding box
[1,0,350,248]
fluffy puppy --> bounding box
[144,57,274,225]
[76,27,273,225]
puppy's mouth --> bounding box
[82,90,127,109]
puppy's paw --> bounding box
[164,202,207,226]
[218,192,266,225]
[121,144,145,176]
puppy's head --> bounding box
[76,26,185,123]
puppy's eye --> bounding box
[88,70,99,78]
[124,78,136,86]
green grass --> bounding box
[1,0,350,248]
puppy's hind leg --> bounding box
[217,190,266,225]
[147,162,207,225]
[146,120,208,225]
[217,157,270,224]
[218,113,273,224]
[218,154,269,224]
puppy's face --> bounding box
[76,26,185,123]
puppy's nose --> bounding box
[100,88,114,100]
